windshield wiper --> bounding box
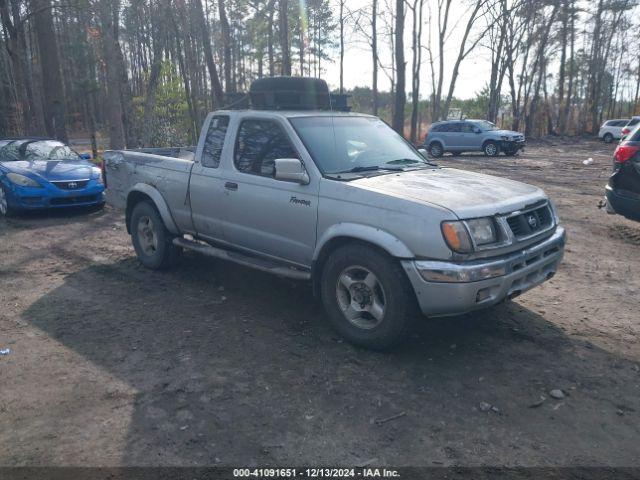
[386,158,420,165]
[340,165,404,173]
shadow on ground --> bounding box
[22,252,640,466]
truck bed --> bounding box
[103,149,194,231]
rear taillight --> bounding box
[614,144,640,163]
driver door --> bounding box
[220,118,318,266]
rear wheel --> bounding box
[130,201,181,270]
[603,133,614,144]
[429,142,444,158]
[483,141,499,157]
[320,244,417,350]
[0,184,14,217]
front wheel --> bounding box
[0,183,14,217]
[320,244,417,350]
[130,201,182,270]
[483,141,500,157]
[429,142,444,158]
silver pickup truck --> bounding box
[105,109,565,350]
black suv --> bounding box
[606,124,640,222]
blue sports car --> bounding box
[0,138,105,216]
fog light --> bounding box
[476,288,492,303]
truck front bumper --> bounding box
[402,227,565,317]
[500,140,526,152]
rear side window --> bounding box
[447,123,462,132]
[201,116,229,168]
[234,119,298,177]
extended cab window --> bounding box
[201,115,229,168]
[234,119,298,177]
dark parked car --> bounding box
[605,125,640,222]
[0,138,105,217]
[423,119,525,158]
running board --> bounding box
[173,237,311,280]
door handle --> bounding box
[225,182,238,191]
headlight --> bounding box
[466,217,498,245]
[6,173,42,188]
[442,221,473,253]
[95,171,104,184]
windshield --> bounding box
[475,120,499,131]
[0,140,81,162]
[290,116,429,175]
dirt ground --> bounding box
[1,140,639,467]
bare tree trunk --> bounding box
[194,0,224,107]
[409,0,423,143]
[371,0,378,115]
[279,0,291,75]
[339,0,344,93]
[392,0,405,135]
[442,0,486,119]
[0,0,45,134]
[141,1,166,147]
[218,0,234,93]
[98,0,125,149]
[31,0,67,141]
[433,0,452,121]
[267,0,275,76]
[562,1,575,134]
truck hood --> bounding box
[1,159,99,181]
[350,168,546,219]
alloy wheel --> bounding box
[137,215,158,255]
[335,265,387,330]
[0,187,7,216]
[485,143,498,156]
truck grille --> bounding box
[51,180,89,190]
[507,205,553,238]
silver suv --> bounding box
[424,119,525,157]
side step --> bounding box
[173,237,311,281]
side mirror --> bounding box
[418,148,428,158]
[274,158,309,185]
[80,153,92,160]
[474,128,482,134]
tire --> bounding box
[320,243,418,350]
[429,142,444,158]
[483,141,500,157]
[603,133,614,144]
[130,200,182,270]
[0,183,15,217]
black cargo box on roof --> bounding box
[249,77,330,111]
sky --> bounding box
[321,0,494,100]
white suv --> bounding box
[599,119,631,143]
